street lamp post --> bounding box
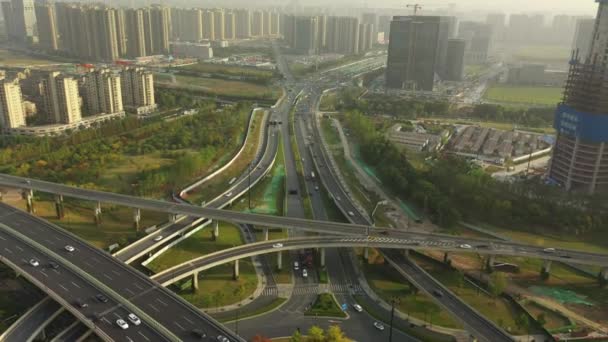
[248,163,252,210]
[371,200,388,227]
[389,297,400,342]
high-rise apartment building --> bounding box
[125,8,147,58]
[458,21,492,65]
[213,9,225,41]
[2,0,36,43]
[115,8,128,56]
[235,9,251,38]
[326,16,360,55]
[486,13,506,42]
[252,10,263,37]
[203,10,215,40]
[386,16,450,91]
[148,6,171,54]
[549,1,608,194]
[0,77,26,131]
[121,67,155,114]
[83,69,123,116]
[224,11,236,40]
[270,11,280,36]
[34,1,58,51]
[572,18,596,61]
[41,72,82,125]
[178,8,203,42]
[362,12,377,44]
[445,38,466,81]
[294,16,319,55]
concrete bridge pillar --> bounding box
[213,221,220,240]
[599,268,608,286]
[168,213,178,223]
[94,202,102,225]
[23,189,35,214]
[320,248,326,267]
[277,251,283,270]
[401,249,410,257]
[233,260,240,280]
[486,255,496,273]
[133,208,141,231]
[443,252,452,265]
[364,247,369,261]
[193,272,199,291]
[541,260,552,279]
[264,228,269,241]
[54,195,64,219]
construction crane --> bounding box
[406,3,422,16]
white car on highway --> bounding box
[29,258,40,267]
[348,211,355,217]
[272,243,283,248]
[116,319,129,330]
[302,269,308,278]
[459,244,472,249]
[154,235,164,242]
[543,247,556,253]
[127,313,141,326]
[353,304,363,312]
[64,245,75,252]
[373,322,385,331]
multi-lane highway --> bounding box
[0,203,244,342]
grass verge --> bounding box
[304,293,346,318]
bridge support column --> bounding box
[599,268,608,286]
[277,251,282,270]
[54,195,64,219]
[193,272,199,291]
[264,228,269,241]
[94,201,102,225]
[486,255,496,273]
[233,260,240,280]
[168,213,178,223]
[364,247,369,261]
[541,260,552,280]
[443,252,452,265]
[23,189,35,214]
[213,221,219,240]
[133,208,141,231]
[401,249,410,257]
[320,248,326,267]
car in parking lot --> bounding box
[127,313,141,326]
[373,322,385,331]
[116,319,129,330]
[64,245,75,252]
[352,304,363,312]
[95,294,109,303]
[29,258,39,267]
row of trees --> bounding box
[335,88,555,128]
[4,102,251,198]
[342,110,608,233]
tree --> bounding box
[306,326,324,342]
[325,325,352,342]
[515,313,530,334]
[290,329,302,342]
[536,313,547,328]
[489,272,508,298]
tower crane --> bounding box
[406,3,422,16]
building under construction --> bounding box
[548,0,608,194]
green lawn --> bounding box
[320,92,337,112]
[483,85,562,106]
[172,75,280,100]
[178,62,275,80]
[411,254,543,335]
[522,301,572,332]
[147,223,260,308]
[186,110,265,205]
[362,262,460,329]
[512,45,571,63]
[0,48,68,66]
[305,293,347,318]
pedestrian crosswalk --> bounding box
[261,283,363,297]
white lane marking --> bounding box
[92,257,102,264]
[39,270,48,278]
[113,312,121,319]
[111,270,121,276]
[138,331,150,341]
[101,317,111,325]
[0,235,5,241]
[155,298,168,306]
[125,288,135,296]
[134,283,144,290]
[71,281,81,289]
[182,316,194,324]
[4,248,12,254]
[83,261,93,268]
[54,236,61,241]
[45,239,55,245]
[15,246,23,252]
[103,273,113,281]
[59,284,68,291]
[173,322,186,331]
[148,304,160,313]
